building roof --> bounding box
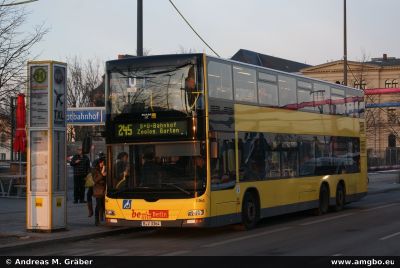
[301,54,400,74]
[367,55,400,67]
[231,49,311,73]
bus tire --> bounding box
[241,191,259,230]
[334,182,346,212]
[315,184,330,216]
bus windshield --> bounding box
[108,63,202,118]
[107,142,206,198]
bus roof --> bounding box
[106,53,363,97]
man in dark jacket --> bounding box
[70,148,91,203]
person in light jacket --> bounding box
[92,157,106,226]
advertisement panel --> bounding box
[30,130,48,192]
[53,65,66,127]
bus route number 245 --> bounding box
[117,124,133,137]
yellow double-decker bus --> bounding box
[104,53,367,229]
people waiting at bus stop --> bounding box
[70,148,91,204]
[93,157,107,226]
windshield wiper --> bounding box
[160,182,191,196]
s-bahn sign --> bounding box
[66,107,105,125]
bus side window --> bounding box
[207,61,233,100]
[278,75,297,108]
[239,132,269,181]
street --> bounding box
[2,189,399,256]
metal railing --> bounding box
[368,148,400,170]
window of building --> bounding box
[0,153,5,160]
[361,80,367,89]
[207,61,233,100]
[388,134,396,148]
[0,133,6,145]
[353,80,366,90]
[233,65,257,103]
[387,109,397,124]
[385,79,398,88]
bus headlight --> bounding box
[106,210,115,216]
[188,209,204,216]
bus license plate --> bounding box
[141,221,161,227]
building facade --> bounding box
[301,54,400,166]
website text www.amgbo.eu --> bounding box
[331,258,395,267]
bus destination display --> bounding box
[116,121,188,137]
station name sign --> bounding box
[116,121,188,137]
[66,108,105,125]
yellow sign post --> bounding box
[27,61,67,231]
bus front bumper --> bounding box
[106,218,211,228]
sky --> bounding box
[20,0,400,66]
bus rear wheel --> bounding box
[334,183,345,212]
[315,184,329,216]
[241,192,259,230]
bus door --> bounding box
[209,138,239,225]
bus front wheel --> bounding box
[241,191,260,230]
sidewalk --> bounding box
[0,195,131,252]
[0,172,399,252]
[368,170,400,194]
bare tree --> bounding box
[139,48,151,56]
[66,57,103,143]
[0,1,47,156]
[0,1,47,99]
[66,57,102,108]
[177,45,197,54]
[347,51,370,89]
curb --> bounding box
[367,185,400,195]
[0,227,135,253]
